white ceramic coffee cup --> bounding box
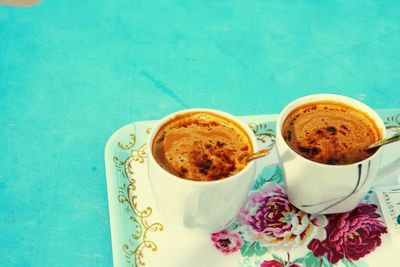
[276,94,400,214]
[147,108,257,232]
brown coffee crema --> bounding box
[282,101,381,165]
[152,112,253,181]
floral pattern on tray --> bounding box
[106,110,400,267]
[211,165,388,267]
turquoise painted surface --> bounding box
[0,1,400,266]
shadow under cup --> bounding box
[147,109,257,232]
[276,94,387,214]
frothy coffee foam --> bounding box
[152,112,252,181]
[282,101,381,165]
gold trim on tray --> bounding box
[385,113,400,132]
[114,130,163,267]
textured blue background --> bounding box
[1,1,400,266]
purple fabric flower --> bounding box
[241,183,327,250]
[308,204,387,264]
[211,230,243,254]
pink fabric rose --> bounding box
[211,230,243,255]
[241,183,327,249]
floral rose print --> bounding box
[211,230,243,255]
[260,259,301,267]
[308,204,387,264]
[240,183,328,250]
[260,259,284,267]
[210,164,389,267]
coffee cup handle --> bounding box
[376,156,400,180]
[182,190,200,228]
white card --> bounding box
[376,182,400,248]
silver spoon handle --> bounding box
[368,132,400,150]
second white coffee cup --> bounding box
[276,94,400,214]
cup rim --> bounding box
[147,108,257,186]
[276,93,386,168]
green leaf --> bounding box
[320,256,333,267]
[342,258,368,267]
[272,253,285,263]
[226,221,240,231]
[268,165,283,185]
[240,240,268,257]
[240,240,256,257]
[342,258,356,267]
[297,252,332,267]
[251,173,268,191]
[251,165,283,190]
[254,242,268,256]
